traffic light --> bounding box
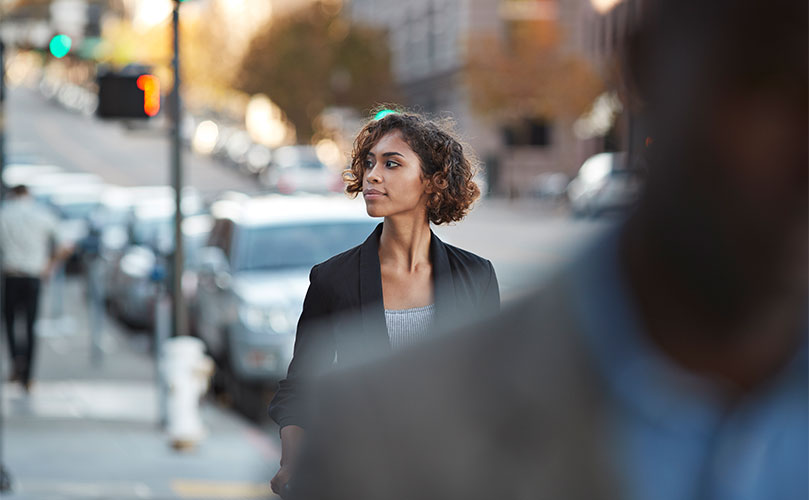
[49,34,72,58]
[137,74,160,117]
[96,73,160,119]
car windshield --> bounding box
[234,221,377,272]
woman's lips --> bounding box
[363,189,386,199]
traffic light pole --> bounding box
[170,0,187,338]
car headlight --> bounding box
[239,304,296,334]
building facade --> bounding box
[348,0,628,196]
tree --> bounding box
[465,18,603,124]
[7,0,51,18]
[235,1,399,141]
[181,2,242,106]
[97,3,245,113]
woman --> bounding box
[269,110,499,495]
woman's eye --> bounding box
[385,161,400,168]
[364,159,374,169]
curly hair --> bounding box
[344,110,481,225]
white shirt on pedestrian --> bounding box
[0,196,62,277]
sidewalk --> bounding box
[2,276,281,500]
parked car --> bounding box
[99,187,203,298]
[567,152,643,217]
[107,201,175,326]
[110,213,213,331]
[94,186,202,257]
[258,145,344,195]
[1,164,63,190]
[105,192,205,325]
[193,195,378,418]
[25,172,104,201]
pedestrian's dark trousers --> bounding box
[2,275,41,384]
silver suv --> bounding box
[193,194,378,415]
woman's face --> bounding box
[362,130,429,219]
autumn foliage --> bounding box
[466,20,603,121]
[235,1,399,141]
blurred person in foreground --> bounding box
[268,112,500,496]
[290,0,807,498]
[0,185,73,392]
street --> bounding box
[8,82,607,299]
[4,277,279,500]
[0,0,800,498]
[8,86,260,196]
[2,85,607,499]
[4,85,279,499]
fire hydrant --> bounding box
[162,336,214,451]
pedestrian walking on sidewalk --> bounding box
[268,111,500,497]
[0,185,73,392]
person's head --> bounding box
[624,0,807,318]
[344,110,481,225]
[11,185,29,198]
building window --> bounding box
[502,118,552,147]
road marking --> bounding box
[171,479,271,499]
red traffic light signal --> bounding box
[137,75,160,117]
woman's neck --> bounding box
[379,216,432,272]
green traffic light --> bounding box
[49,34,72,58]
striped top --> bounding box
[384,304,436,351]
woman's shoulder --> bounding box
[439,239,494,273]
[309,242,363,283]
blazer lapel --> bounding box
[430,230,458,322]
[358,223,391,353]
[356,224,459,354]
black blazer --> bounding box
[269,222,500,428]
[291,274,617,500]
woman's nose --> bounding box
[366,165,382,183]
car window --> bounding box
[233,221,377,272]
